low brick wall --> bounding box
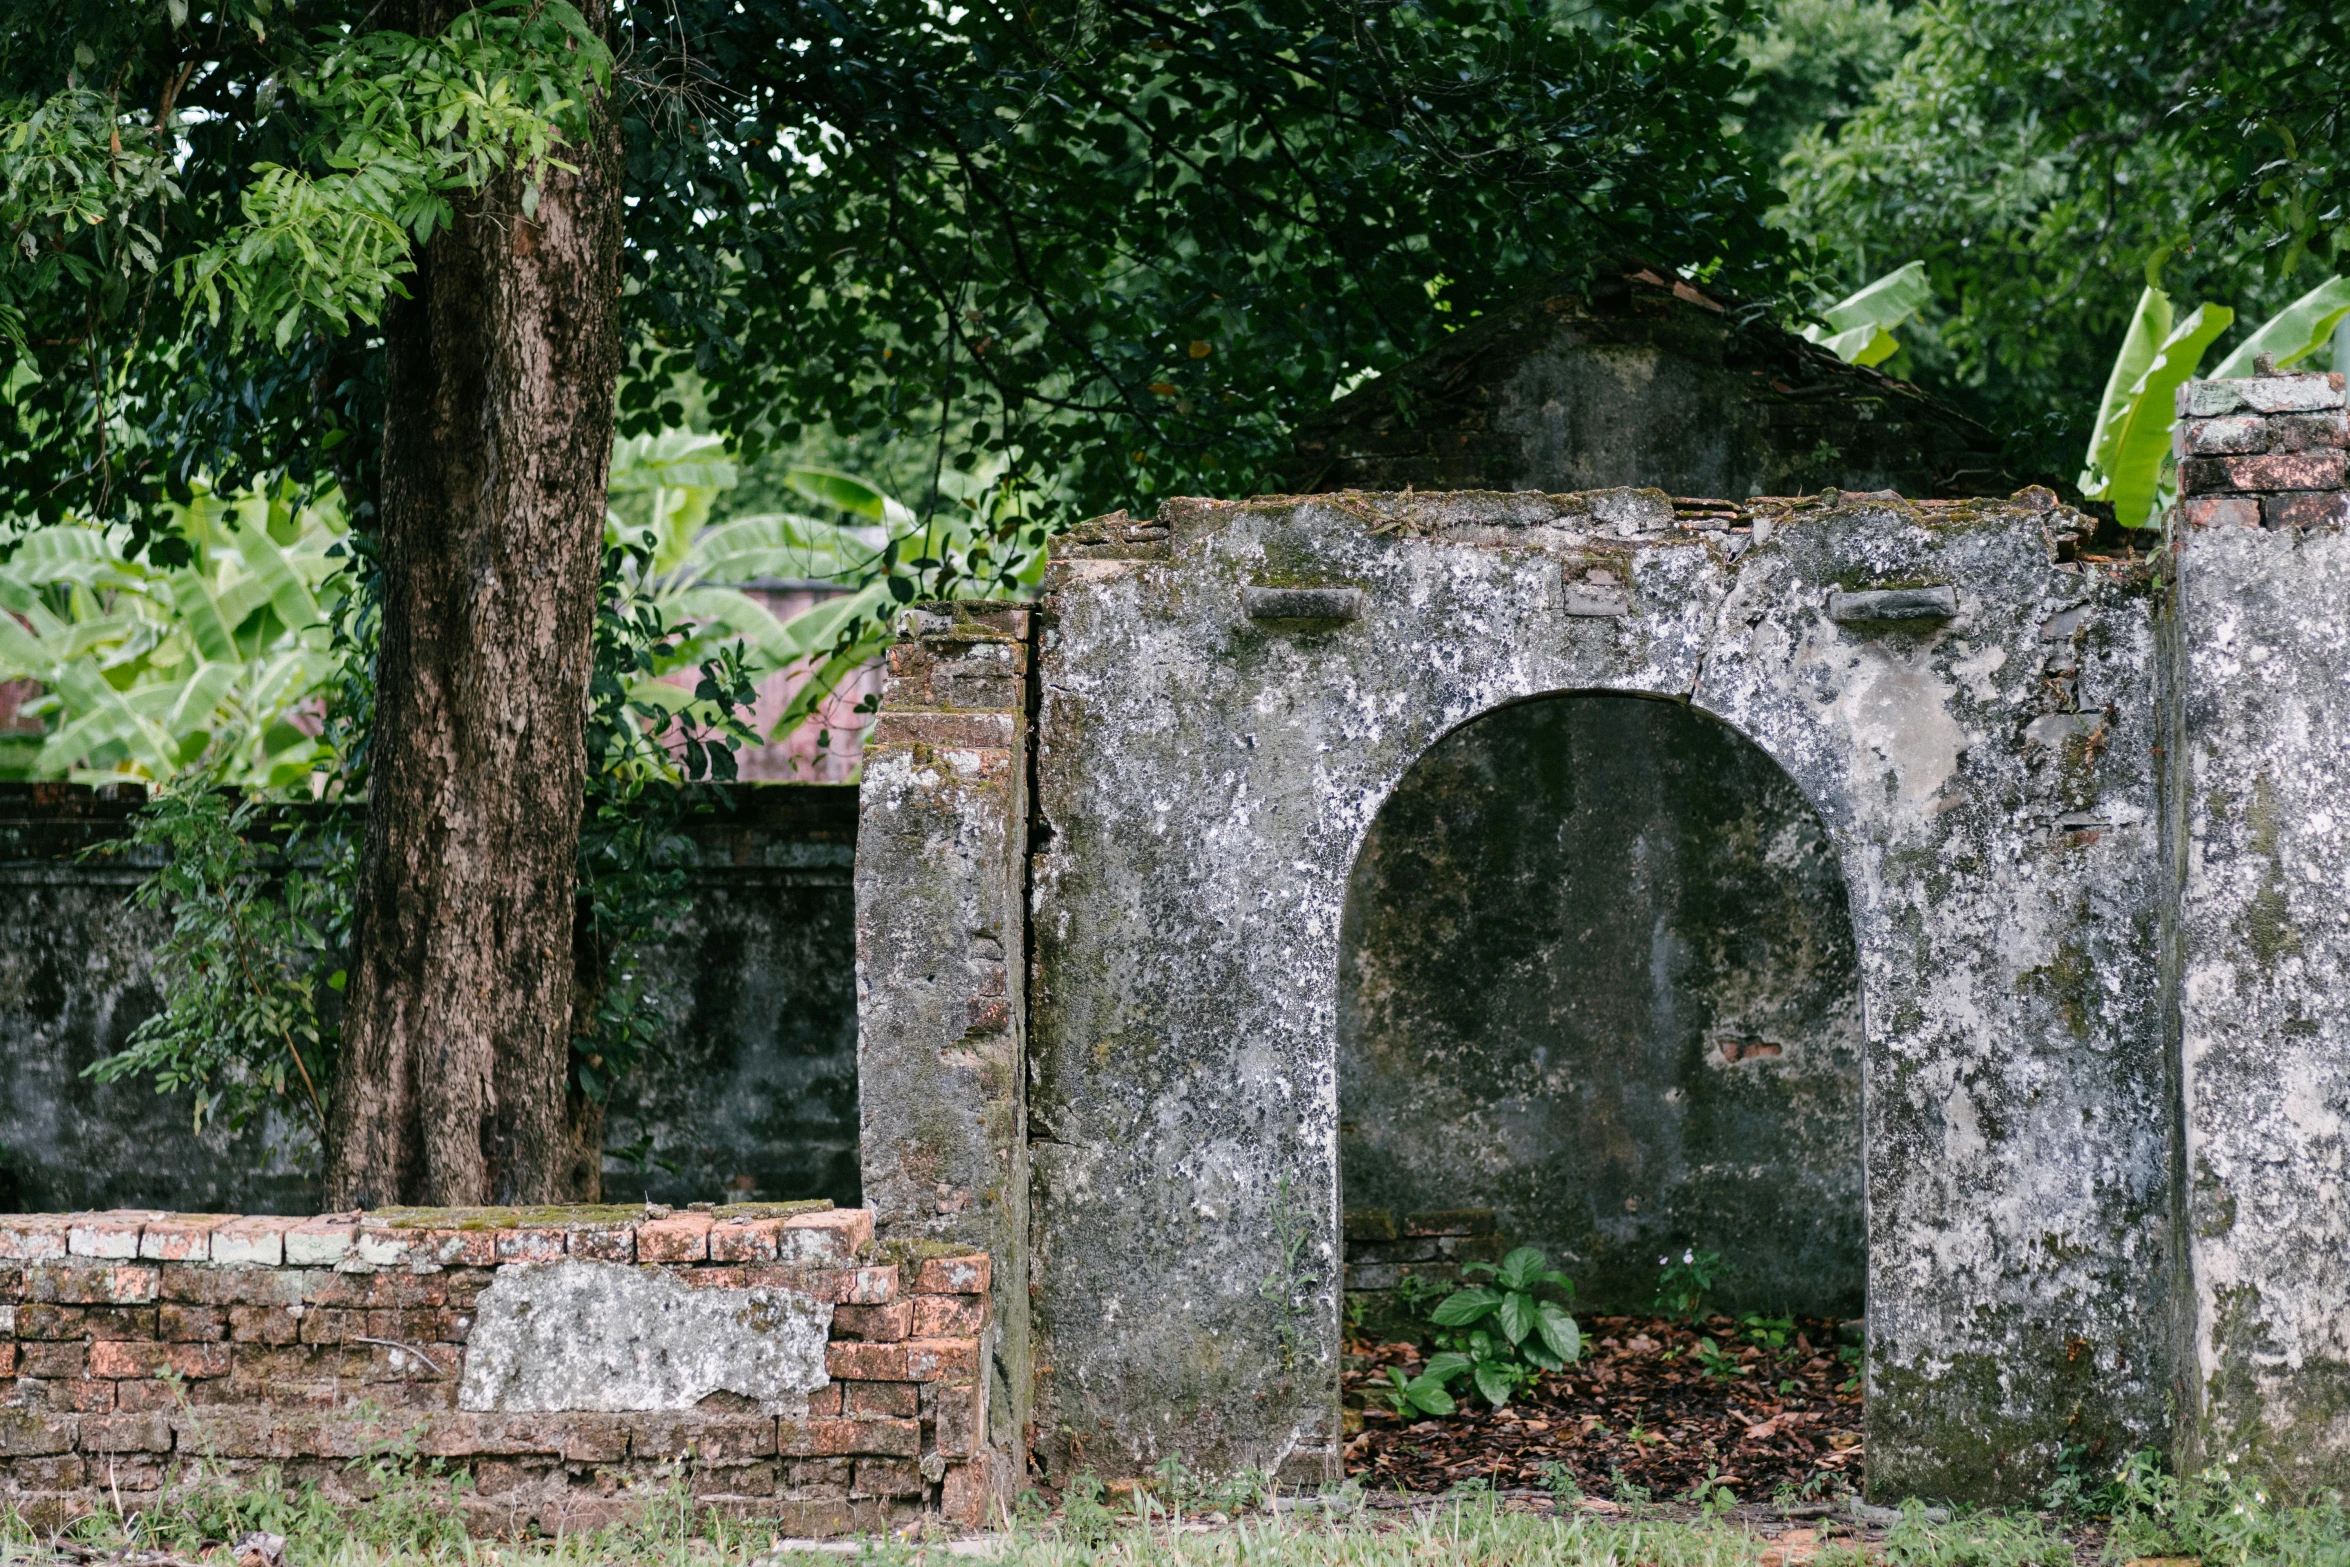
[0,1203,993,1535]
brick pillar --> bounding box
[2162,367,2350,1492]
[853,601,1031,1513]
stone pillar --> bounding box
[2163,368,2350,1492]
[853,601,1031,1509]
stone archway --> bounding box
[1338,690,1865,1320]
[860,486,2174,1505]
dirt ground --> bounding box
[1344,1314,1865,1502]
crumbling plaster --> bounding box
[1018,487,2169,1501]
[2166,527,2350,1491]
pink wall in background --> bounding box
[683,586,880,783]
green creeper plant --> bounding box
[83,783,348,1147]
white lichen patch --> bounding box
[458,1259,831,1414]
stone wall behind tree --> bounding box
[0,785,862,1216]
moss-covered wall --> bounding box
[0,784,861,1214]
[1338,692,1863,1315]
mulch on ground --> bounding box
[1343,1314,1864,1501]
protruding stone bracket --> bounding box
[1241,585,1363,624]
[1827,585,1957,624]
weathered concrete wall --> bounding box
[1021,489,2169,1502]
[0,785,862,1214]
[2162,371,2350,1494]
[1285,273,2012,501]
[852,605,1032,1513]
[1339,693,1865,1317]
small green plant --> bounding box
[1258,1174,1321,1373]
[1690,1335,1746,1382]
[1654,1248,1731,1320]
[1682,1466,1738,1519]
[1541,1459,1583,1508]
[1740,1310,1795,1351]
[1379,1353,1467,1418]
[1424,1245,1583,1408]
[1058,1471,1118,1545]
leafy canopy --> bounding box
[1773,0,2350,475]
[0,0,1790,555]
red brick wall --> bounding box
[0,1204,992,1536]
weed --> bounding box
[1421,1245,1584,1409]
[1058,1470,1117,1546]
[1542,1459,1584,1508]
[1258,1174,1321,1374]
[1655,1249,1732,1320]
[1691,1336,1746,1382]
[1882,1499,2073,1567]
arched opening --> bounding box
[1338,691,1865,1321]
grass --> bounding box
[4,1455,2349,1567]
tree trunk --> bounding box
[325,1,622,1209]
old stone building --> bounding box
[1284,268,2012,501]
[855,368,2350,1506]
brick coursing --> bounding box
[0,1205,990,1537]
[2173,373,2350,531]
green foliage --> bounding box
[2077,285,2234,527]
[1773,0,2350,478]
[568,521,760,1103]
[81,507,761,1147]
[2210,277,2350,380]
[0,483,348,786]
[178,2,611,349]
[1379,1355,1465,1419]
[2103,1452,2350,1567]
[81,783,347,1148]
[1257,1174,1321,1374]
[1731,0,1919,171]
[1422,1246,1584,1409]
[605,431,1046,757]
[1688,1335,1746,1383]
[651,0,1786,583]
[1802,260,1931,367]
[1654,1248,1731,1321]
[2073,274,2350,529]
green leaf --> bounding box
[1802,260,1930,366]
[1496,1289,1535,1345]
[2079,295,2234,527]
[2210,276,2350,379]
[1421,1351,1471,1385]
[1496,1246,1547,1292]
[1535,1300,1582,1364]
[1430,1287,1502,1327]
[2080,285,2174,498]
[1472,1362,1518,1409]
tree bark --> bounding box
[325,0,622,1209]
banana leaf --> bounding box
[1802,261,1930,368]
[2078,289,2234,528]
[2210,276,2350,379]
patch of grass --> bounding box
[8,1460,2350,1567]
